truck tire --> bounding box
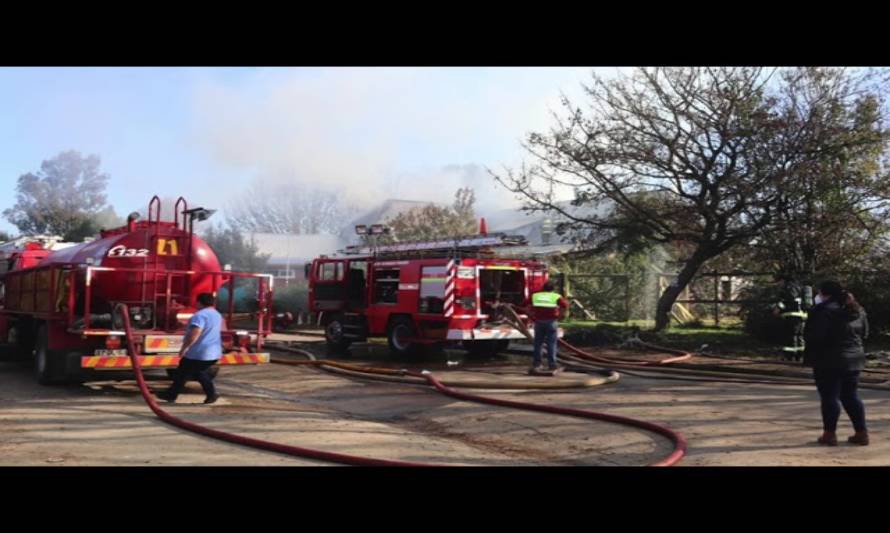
[6,323,36,361]
[463,339,509,359]
[388,317,420,358]
[324,315,352,352]
[34,324,65,385]
[0,326,22,361]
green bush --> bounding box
[737,272,890,343]
[272,283,309,315]
[563,323,637,346]
[841,272,890,336]
[217,282,258,313]
[217,278,304,315]
[738,284,786,343]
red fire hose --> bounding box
[501,304,691,367]
[117,304,687,466]
[559,338,692,366]
[414,369,686,466]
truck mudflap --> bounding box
[81,352,270,370]
[446,325,565,341]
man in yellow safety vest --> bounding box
[527,281,569,372]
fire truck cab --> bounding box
[307,232,561,357]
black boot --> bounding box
[155,390,177,403]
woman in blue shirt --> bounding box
[156,293,223,404]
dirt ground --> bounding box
[1,336,888,466]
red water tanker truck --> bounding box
[0,196,272,384]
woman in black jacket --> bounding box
[803,280,870,446]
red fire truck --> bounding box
[0,196,272,385]
[307,226,561,357]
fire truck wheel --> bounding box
[34,325,64,385]
[388,317,419,358]
[8,323,36,361]
[325,316,352,352]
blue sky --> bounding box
[0,67,611,235]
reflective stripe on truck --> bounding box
[82,352,270,369]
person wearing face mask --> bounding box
[803,280,870,446]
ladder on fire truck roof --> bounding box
[342,233,528,258]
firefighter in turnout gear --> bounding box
[773,274,810,361]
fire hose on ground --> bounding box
[116,303,687,467]
[500,304,691,367]
[268,346,685,466]
[558,332,890,390]
[268,344,619,389]
[499,304,890,390]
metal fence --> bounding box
[564,270,775,324]
[655,271,775,325]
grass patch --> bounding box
[562,319,890,357]
[562,321,775,357]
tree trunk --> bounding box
[654,248,713,332]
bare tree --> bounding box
[226,180,349,235]
[493,67,889,331]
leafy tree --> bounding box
[371,187,478,244]
[493,67,890,331]
[551,249,657,321]
[201,223,270,272]
[750,72,890,277]
[3,150,123,241]
[63,206,123,241]
[0,230,12,242]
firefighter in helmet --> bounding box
[773,273,810,361]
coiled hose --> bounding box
[554,335,890,390]
[501,304,691,366]
[117,304,687,466]
[499,304,841,386]
[270,346,686,467]
[269,343,619,389]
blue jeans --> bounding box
[533,320,558,368]
[813,367,867,433]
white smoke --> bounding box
[187,67,602,215]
